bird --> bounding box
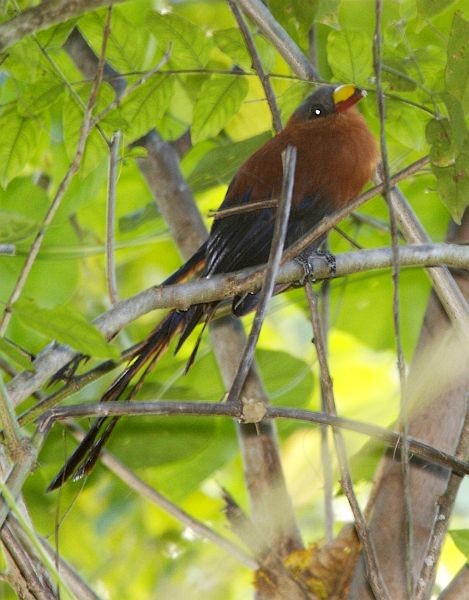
[47,83,378,490]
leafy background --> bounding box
[0,0,468,598]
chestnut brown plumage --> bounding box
[48,84,378,490]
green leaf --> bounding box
[191,75,249,144]
[109,416,216,468]
[185,132,271,192]
[417,0,457,19]
[327,30,372,84]
[257,350,313,407]
[315,0,340,28]
[449,529,469,559]
[147,12,211,69]
[431,136,469,223]
[17,80,64,117]
[446,12,469,113]
[111,74,174,142]
[0,210,37,243]
[213,28,250,66]
[0,111,38,188]
[12,299,118,360]
[426,118,456,167]
[36,21,76,49]
[79,8,149,72]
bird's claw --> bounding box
[294,250,336,286]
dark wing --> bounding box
[205,189,331,277]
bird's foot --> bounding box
[294,250,336,285]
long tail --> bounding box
[48,245,209,491]
[48,305,210,491]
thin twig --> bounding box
[0,7,113,335]
[37,401,469,477]
[228,0,282,133]
[374,2,412,596]
[0,373,25,461]
[211,198,277,219]
[305,284,391,600]
[106,130,122,305]
[0,482,78,599]
[319,246,334,543]
[226,146,297,408]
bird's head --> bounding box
[288,84,366,124]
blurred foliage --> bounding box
[0,0,468,598]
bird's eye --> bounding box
[309,104,324,119]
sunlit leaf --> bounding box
[12,298,118,359]
[0,111,38,188]
[186,132,271,192]
[327,30,372,84]
[417,0,457,19]
[191,75,249,143]
[110,74,174,141]
[147,12,211,69]
[445,12,469,112]
[449,529,469,559]
[0,210,37,243]
[431,136,469,223]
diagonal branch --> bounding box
[6,242,469,409]
[37,402,469,478]
[0,0,124,52]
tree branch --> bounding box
[37,402,469,478]
[0,0,124,52]
[6,242,469,408]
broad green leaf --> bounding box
[191,75,249,144]
[36,21,76,49]
[185,132,271,192]
[445,93,467,150]
[147,12,211,69]
[327,30,372,84]
[213,28,250,67]
[17,80,64,117]
[79,8,149,72]
[110,74,174,141]
[12,299,118,360]
[0,210,37,243]
[431,136,469,223]
[417,0,457,19]
[315,0,340,28]
[135,419,237,500]
[109,416,217,468]
[449,529,469,559]
[257,350,313,407]
[0,111,38,188]
[446,12,469,113]
[269,0,316,45]
[426,118,455,167]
